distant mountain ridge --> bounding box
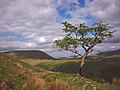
[64,49,120,60]
[4,50,56,60]
[93,49,120,61]
[98,49,120,56]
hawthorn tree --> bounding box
[53,21,115,76]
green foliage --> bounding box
[54,21,116,57]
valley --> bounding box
[0,50,120,90]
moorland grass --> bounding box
[0,53,120,90]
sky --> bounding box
[0,0,120,58]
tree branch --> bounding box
[69,49,82,57]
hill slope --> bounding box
[95,49,120,61]
[0,53,32,89]
[99,49,120,56]
[1,53,120,90]
[3,50,56,60]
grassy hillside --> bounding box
[1,53,120,90]
[34,60,120,83]
[20,49,120,84]
[4,50,56,60]
[98,50,120,56]
[92,50,120,61]
[0,53,32,89]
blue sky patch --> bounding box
[0,33,27,42]
[56,7,71,19]
[79,0,85,7]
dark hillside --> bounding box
[4,50,56,60]
[87,50,120,61]
[0,53,120,90]
[98,49,120,56]
[96,50,120,62]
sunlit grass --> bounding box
[105,54,120,58]
[0,53,120,90]
[20,59,46,65]
[20,59,80,66]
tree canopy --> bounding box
[54,21,115,57]
[53,21,116,76]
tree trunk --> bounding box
[78,54,87,76]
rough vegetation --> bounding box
[0,52,120,90]
[35,60,120,83]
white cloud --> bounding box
[0,0,120,58]
[94,43,120,52]
[89,0,120,19]
[53,36,63,41]
[63,18,86,25]
[38,37,46,43]
[53,0,79,9]
[0,36,16,41]
[69,0,120,20]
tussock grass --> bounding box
[34,60,120,84]
[21,75,46,90]
[0,53,120,90]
